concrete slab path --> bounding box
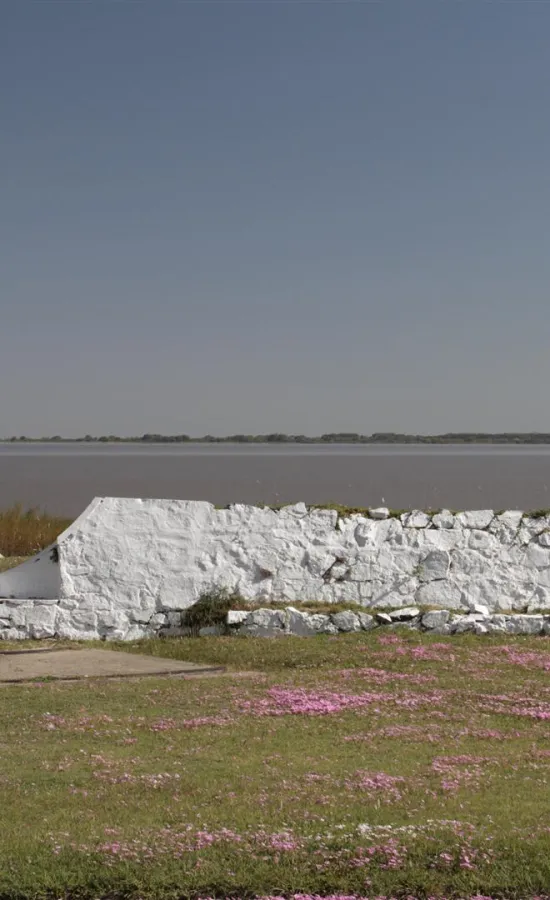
[0,648,224,683]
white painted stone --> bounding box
[402,511,431,529]
[372,545,420,577]
[416,529,465,552]
[283,608,322,636]
[451,550,494,577]
[522,517,550,535]
[456,510,494,530]
[0,628,23,640]
[432,510,456,529]
[484,615,507,634]
[493,511,524,530]
[331,611,361,632]
[369,507,389,519]
[227,610,249,626]
[366,518,402,546]
[421,609,450,629]
[416,581,463,609]
[454,615,484,634]
[472,603,490,617]
[357,612,375,630]
[389,606,420,621]
[353,521,375,548]
[8,602,35,628]
[489,511,523,541]
[517,527,534,547]
[528,586,550,611]
[376,613,393,624]
[309,614,339,635]
[418,550,450,582]
[467,530,499,551]
[242,608,284,636]
[526,544,550,568]
[25,605,58,639]
[96,610,132,636]
[504,615,543,635]
[55,609,98,641]
[368,576,418,609]
[454,575,536,612]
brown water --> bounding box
[1,443,550,516]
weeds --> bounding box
[180,587,245,634]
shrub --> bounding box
[180,587,245,635]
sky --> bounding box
[2,0,550,437]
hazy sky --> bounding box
[2,1,550,437]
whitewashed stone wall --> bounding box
[1,498,550,640]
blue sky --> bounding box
[2,0,550,437]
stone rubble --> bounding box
[225,607,547,637]
[0,599,548,640]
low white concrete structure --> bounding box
[1,497,550,640]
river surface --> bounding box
[1,443,550,517]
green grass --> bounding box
[1,632,550,898]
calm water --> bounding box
[1,443,550,516]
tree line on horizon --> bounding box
[4,432,550,444]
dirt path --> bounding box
[0,648,224,683]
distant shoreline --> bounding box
[3,433,550,446]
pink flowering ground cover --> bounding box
[2,631,550,899]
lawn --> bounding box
[1,632,550,899]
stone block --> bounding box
[331,611,361,632]
[402,511,431,528]
[227,610,249,626]
[25,605,58,639]
[504,615,543,635]
[456,510,494,529]
[390,606,420,621]
[369,507,389,519]
[432,510,456,529]
[357,612,376,630]
[418,550,450,582]
[421,609,450,630]
[242,608,284,636]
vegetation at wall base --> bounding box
[180,587,244,634]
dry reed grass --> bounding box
[0,504,71,557]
